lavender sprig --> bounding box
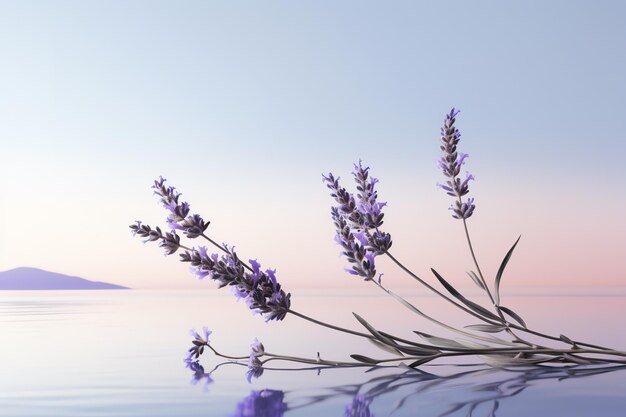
[323,162,392,280]
[132,178,291,322]
[187,326,212,360]
[180,246,291,321]
[331,207,377,280]
[437,109,476,219]
[129,222,182,255]
[152,176,210,238]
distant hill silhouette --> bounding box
[0,267,129,290]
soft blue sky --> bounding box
[1,1,625,289]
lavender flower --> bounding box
[152,177,210,238]
[180,246,291,321]
[187,326,212,359]
[437,109,476,219]
[323,162,392,280]
[344,395,374,417]
[331,208,377,280]
[250,338,265,357]
[132,178,291,322]
[352,161,386,229]
[129,221,181,255]
[232,390,287,417]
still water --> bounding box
[1,289,625,416]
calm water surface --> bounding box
[1,289,625,416]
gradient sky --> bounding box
[0,1,625,290]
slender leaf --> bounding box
[368,338,404,357]
[467,270,486,290]
[350,354,380,364]
[465,324,508,333]
[563,353,593,365]
[479,354,555,367]
[499,305,527,328]
[559,334,577,346]
[431,268,501,321]
[378,330,441,351]
[453,339,488,349]
[414,331,468,349]
[394,344,441,356]
[408,355,439,368]
[494,236,521,305]
[353,313,397,346]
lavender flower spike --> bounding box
[180,245,291,321]
[437,109,476,219]
[152,177,210,238]
[323,162,392,280]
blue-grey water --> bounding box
[1,289,625,416]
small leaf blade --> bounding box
[499,305,527,328]
[494,236,521,305]
[431,268,501,321]
[467,270,486,290]
[465,324,508,333]
[350,354,380,364]
[368,338,404,357]
[353,313,396,346]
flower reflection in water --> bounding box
[232,389,287,417]
[193,364,626,417]
[344,395,374,417]
[184,357,213,390]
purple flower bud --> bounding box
[158,230,181,255]
[368,231,392,254]
[250,338,265,357]
[187,327,212,359]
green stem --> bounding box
[384,251,500,325]
[460,216,493,304]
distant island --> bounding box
[0,267,129,290]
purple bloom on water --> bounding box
[250,338,265,357]
[232,390,287,417]
[344,395,374,417]
[437,109,476,219]
[187,326,212,359]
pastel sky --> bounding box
[0,1,625,290]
